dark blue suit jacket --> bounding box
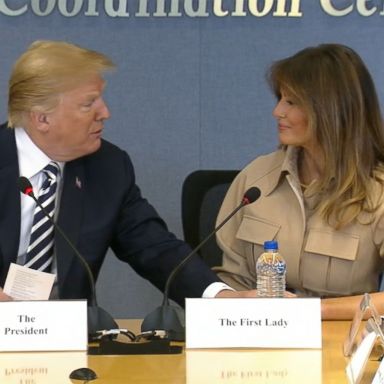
[0,123,220,306]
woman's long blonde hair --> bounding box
[268,44,384,228]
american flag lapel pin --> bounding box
[75,176,82,189]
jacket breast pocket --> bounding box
[236,215,280,274]
[302,229,360,295]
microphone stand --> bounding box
[19,177,183,355]
[141,197,253,341]
[18,177,118,338]
[51,222,119,336]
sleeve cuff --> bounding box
[202,282,235,298]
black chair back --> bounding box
[181,170,239,267]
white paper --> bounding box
[3,263,55,300]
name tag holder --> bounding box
[185,298,322,349]
[346,318,384,384]
[0,300,88,352]
[343,293,383,357]
[343,294,384,383]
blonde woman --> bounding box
[215,44,384,319]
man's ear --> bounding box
[29,110,50,132]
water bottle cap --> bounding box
[264,240,278,250]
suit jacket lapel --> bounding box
[55,159,85,296]
[0,126,21,285]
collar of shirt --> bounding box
[15,126,65,179]
[262,146,301,196]
[281,145,300,180]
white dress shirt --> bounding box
[15,127,64,266]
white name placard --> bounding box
[185,298,321,349]
[0,300,87,352]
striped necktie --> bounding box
[24,161,60,272]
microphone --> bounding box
[141,186,261,341]
[18,176,118,338]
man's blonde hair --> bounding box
[8,40,115,127]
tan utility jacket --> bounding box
[215,147,384,297]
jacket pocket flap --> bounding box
[305,229,359,261]
[236,215,280,245]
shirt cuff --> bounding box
[202,282,235,298]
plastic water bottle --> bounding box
[256,240,286,297]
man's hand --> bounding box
[215,289,297,298]
[0,288,12,301]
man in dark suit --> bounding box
[0,40,255,304]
